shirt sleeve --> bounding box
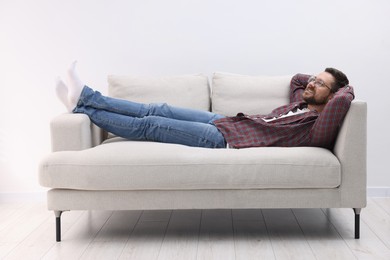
[309,86,355,149]
[290,73,311,103]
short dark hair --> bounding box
[325,68,349,93]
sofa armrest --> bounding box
[50,113,105,152]
[333,100,367,207]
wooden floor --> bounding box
[0,198,390,259]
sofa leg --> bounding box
[55,211,63,242]
[353,208,361,239]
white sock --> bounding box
[67,61,85,109]
[55,77,73,112]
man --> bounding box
[56,62,353,150]
[214,68,353,149]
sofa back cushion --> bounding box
[108,74,210,111]
[211,72,292,116]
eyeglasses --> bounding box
[308,76,332,91]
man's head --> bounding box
[302,68,349,109]
[325,67,349,93]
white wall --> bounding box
[1,0,389,196]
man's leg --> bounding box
[77,86,225,124]
[74,105,226,148]
[57,62,224,124]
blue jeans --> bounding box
[73,86,227,148]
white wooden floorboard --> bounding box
[0,202,35,233]
[157,210,201,260]
[292,208,356,260]
[1,199,390,259]
[139,210,172,222]
[232,209,275,260]
[119,210,171,259]
[0,203,35,259]
[232,208,263,222]
[41,210,113,259]
[196,209,236,260]
[0,202,27,226]
[120,215,170,260]
[361,199,390,250]
[262,209,316,260]
[0,202,50,259]
[372,197,390,215]
[322,206,390,260]
[4,210,84,260]
[119,221,169,260]
[80,210,142,260]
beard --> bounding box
[302,92,329,105]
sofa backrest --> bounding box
[107,73,292,116]
[212,72,291,116]
[108,74,211,111]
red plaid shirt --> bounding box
[213,74,355,149]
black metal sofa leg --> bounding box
[55,211,63,242]
[353,208,361,239]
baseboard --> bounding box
[1,187,389,203]
[367,187,390,198]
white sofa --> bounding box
[39,72,367,241]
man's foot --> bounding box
[67,61,85,109]
[55,77,73,112]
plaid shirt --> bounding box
[213,74,355,149]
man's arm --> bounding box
[309,86,355,149]
[290,73,310,103]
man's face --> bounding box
[302,71,335,105]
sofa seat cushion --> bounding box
[39,138,341,191]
